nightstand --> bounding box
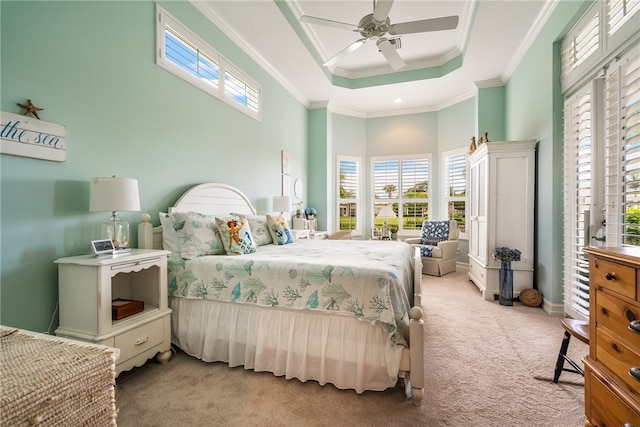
[55,249,172,375]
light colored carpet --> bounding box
[115,269,587,426]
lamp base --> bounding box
[102,213,129,250]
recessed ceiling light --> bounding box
[394,98,403,103]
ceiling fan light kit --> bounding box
[301,0,458,71]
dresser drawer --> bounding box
[596,328,640,396]
[587,370,640,427]
[115,318,164,363]
[596,290,640,350]
[592,257,636,300]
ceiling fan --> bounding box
[300,0,459,71]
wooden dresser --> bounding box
[583,246,640,426]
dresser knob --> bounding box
[630,320,640,334]
[630,367,640,382]
[623,423,634,427]
[605,272,616,280]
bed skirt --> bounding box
[170,297,404,393]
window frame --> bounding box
[442,148,468,240]
[156,5,261,121]
[371,154,432,236]
[337,155,362,236]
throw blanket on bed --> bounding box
[167,239,414,346]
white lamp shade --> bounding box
[90,177,141,212]
[273,196,292,213]
[376,205,396,218]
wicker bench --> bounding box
[0,326,119,426]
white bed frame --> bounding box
[138,183,425,405]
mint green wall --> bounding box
[504,0,591,305]
[307,108,330,231]
[477,86,506,141]
[1,1,307,332]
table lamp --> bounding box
[376,204,396,239]
[90,176,141,250]
[273,195,292,216]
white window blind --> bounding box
[156,6,261,121]
[563,88,593,319]
[338,157,361,233]
[605,52,640,246]
[608,0,640,35]
[372,155,430,233]
[443,150,467,234]
[562,12,600,80]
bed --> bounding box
[138,183,425,405]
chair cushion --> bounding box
[420,220,450,245]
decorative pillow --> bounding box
[231,213,273,246]
[171,211,226,259]
[159,212,180,253]
[215,216,257,255]
[420,220,450,246]
[266,214,294,245]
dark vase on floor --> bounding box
[499,260,513,306]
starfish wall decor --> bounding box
[16,99,44,119]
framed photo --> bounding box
[281,150,291,175]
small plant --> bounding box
[304,207,317,218]
[493,247,521,262]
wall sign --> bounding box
[0,111,67,162]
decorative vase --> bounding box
[499,260,513,306]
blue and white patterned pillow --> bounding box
[266,214,293,245]
[215,216,257,255]
[420,220,450,246]
[171,211,226,259]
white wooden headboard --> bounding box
[138,183,256,249]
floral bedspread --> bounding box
[167,239,415,346]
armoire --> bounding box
[467,139,537,300]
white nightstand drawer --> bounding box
[115,318,164,362]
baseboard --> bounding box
[542,298,564,316]
[456,261,469,271]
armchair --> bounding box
[405,220,459,276]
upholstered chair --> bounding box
[405,220,459,276]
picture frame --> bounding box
[281,150,291,175]
[282,174,291,196]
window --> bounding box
[561,10,600,82]
[608,0,640,35]
[156,6,261,121]
[562,2,638,318]
[337,156,361,234]
[442,148,467,237]
[563,84,598,319]
[372,155,431,234]
[604,52,640,246]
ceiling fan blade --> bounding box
[324,39,367,67]
[377,39,405,71]
[372,0,394,24]
[388,15,459,35]
[300,15,359,31]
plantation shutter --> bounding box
[605,51,640,246]
[563,87,593,319]
[338,158,360,231]
[561,12,600,82]
[607,0,640,35]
